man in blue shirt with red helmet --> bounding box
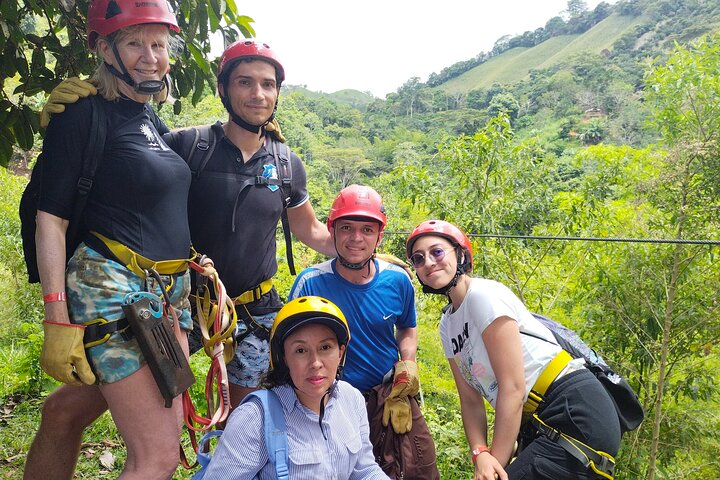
[288,185,441,475]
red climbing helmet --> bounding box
[406,220,473,271]
[217,40,285,85]
[327,185,387,231]
[87,0,180,49]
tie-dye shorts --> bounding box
[65,243,192,384]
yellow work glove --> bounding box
[40,77,97,128]
[40,321,97,386]
[389,359,420,398]
[265,118,286,143]
[382,360,420,433]
[382,394,413,434]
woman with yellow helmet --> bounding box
[201,296,389,479]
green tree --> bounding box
[1,0,254,167]
[395,77,431,117]
[487,92,520,121]
[566,0,588,19]
[641,32,720,480]
[579,118,605,145]
[314,139,372,189]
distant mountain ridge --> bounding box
[440,12,647,94]
[289,0,720,106]
[283,85,375,110]
[437,0,720,94]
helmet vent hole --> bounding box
[106,0,122,19]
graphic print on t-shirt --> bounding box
[262,163,279,192]
[140,123,170,151]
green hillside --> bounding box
[441,12,647,93]
[284,85,375,110]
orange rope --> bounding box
[179,259,237,469]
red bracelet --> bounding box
[43,292,67,303]
[471,445,491,465]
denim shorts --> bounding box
[66,243,192,384]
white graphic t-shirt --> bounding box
[439,278,562,407]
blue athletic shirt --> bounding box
[289,258,417,393]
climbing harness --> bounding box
[233,278,274,305]
[523,349,573,417]
[91,231,195,277]
[83,317,131,348]
[531,414,616,480]
[520,348,616,480]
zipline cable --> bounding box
[384,232,720,246]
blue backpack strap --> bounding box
[190,430,224,480]
[244,390,289,480]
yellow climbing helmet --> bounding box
[269,296,350,371]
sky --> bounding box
[237,0,611,98]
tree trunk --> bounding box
[646,193,688,480]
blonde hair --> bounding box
[90,24,179,105]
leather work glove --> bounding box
[389,359,420,398]
[40,77,97,128]
[265,118,286,143]
[382,394,413,434]
[382,360,420,434]
[40,321,97,386]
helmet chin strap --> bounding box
[417,246,467,297]
[337,253,374,271]
[105,42,167,95]
[333,229,378,273]
[420,269,462,297]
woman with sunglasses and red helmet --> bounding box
[406,220,620,480]
[27,1,194,478]
[201,296,389,479]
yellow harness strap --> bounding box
[233,279,273,305]
[92,231,194,277]
[524,349,573,415]
[195,286,237,364]
[532,413,616,479]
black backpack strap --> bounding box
[185,125,217,178]
[65,95,107,253]
[270,138,295,275]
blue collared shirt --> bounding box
[201,381,389,479]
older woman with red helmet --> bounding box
[406,220,621,480]
[28,0,194,478]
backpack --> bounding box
[184,125,297,274]
[192,389,289,480]
[525,313,645,434]
[365,382,440,480]
[19,95,108,284]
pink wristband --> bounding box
[43,292,67,303]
